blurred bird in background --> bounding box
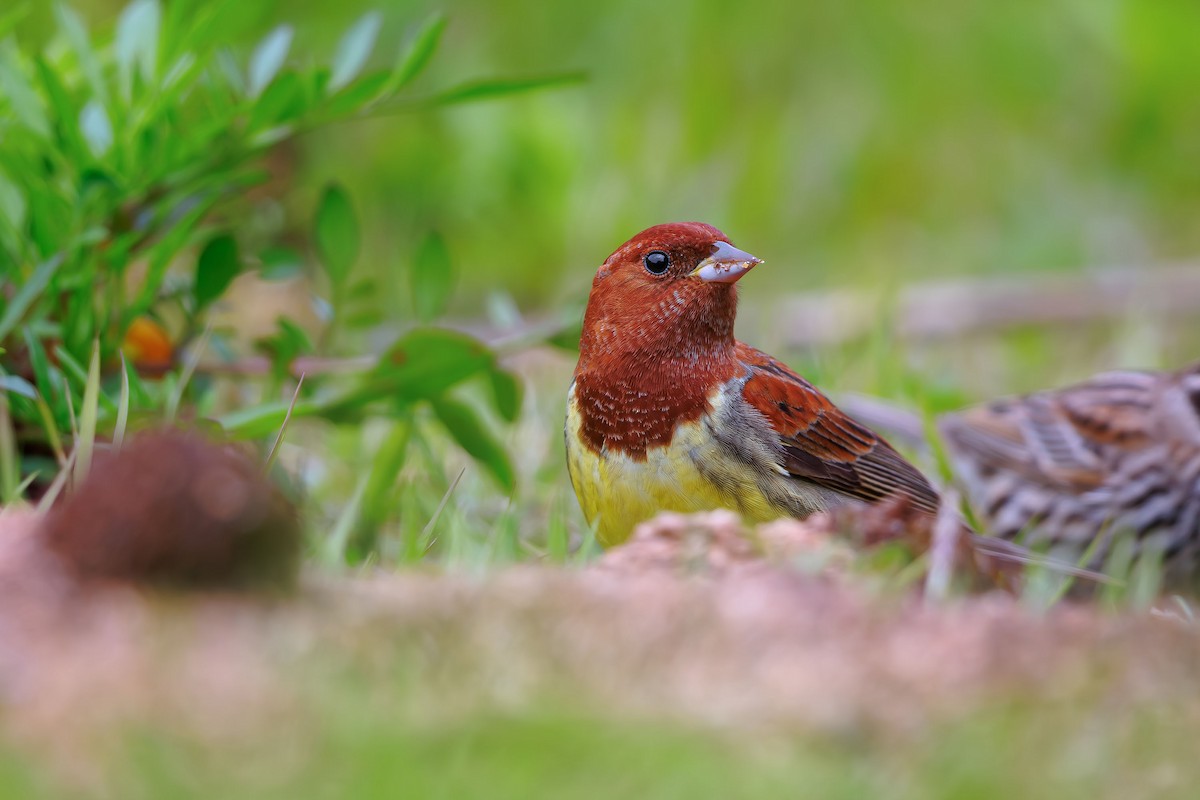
[941,364,1200,585]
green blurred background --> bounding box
[275,0,1197,297]
[21,0,1200,315]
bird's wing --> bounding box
[734,343,941,513]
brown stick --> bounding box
[775,265,1200,345]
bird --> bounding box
[940,363,1200,583]
[564,222,945,548]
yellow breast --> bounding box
[564,382,788,546]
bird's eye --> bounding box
[643,251,670,275]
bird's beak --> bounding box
[690,241,763,284]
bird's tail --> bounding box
[836,492,1116,594]
[929,490,1116,594]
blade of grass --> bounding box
[357,415,414,547]
[484,500,522,563]
[0,388,16,503]
[364,71,585,118]
[1170,596,1196,625]
[1128,541,1165,611]
[385,12,445,93]
[890,549,933,591]
[72,339,101,487]
[570,520,601,566]
[0,255,61,342]
[322,473,370,566]
[263,373,305,474]
[546,492,569,563]
[1101,530,1137,606]
[924,490,962,604]
[33,395,66,465]
[419,72,586,106]
[113,353,132,451]
[64,383,77,439]
[1035,518,1112,609]
[421,466,466,555]
[13,470,39,499]
[22,326,57,408]
[165,323,212,422]
[36,447,76,513]
[54,345,117,414]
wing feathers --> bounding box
[734,343,940,513]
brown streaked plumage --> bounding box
[941,364,1200,581]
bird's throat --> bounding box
[572,344,740,461]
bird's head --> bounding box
[578,222,762,365]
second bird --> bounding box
[565,222,941,546]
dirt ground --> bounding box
[1,506,1199,794]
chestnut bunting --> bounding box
[565,222,943,547]
[941,363,1200,582]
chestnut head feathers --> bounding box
[579,222,762,366]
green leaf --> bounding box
[246,70,306,132]
[0,374,37,400]
[488,368,522,423]
[254,317,312,380]
[162,0,263,63]
[21,327,55,407]
[194,233,241,310]
[79,99,113,157]
[248,24,292,97]
[0,257,62,341]
[314,183,360,288]
[423,71,585,106]
[0,39,50,137]
[33,392,66,466]
[34,56,86,157]
[322,70,390,117]
[130,190,222,316]
[26,191,71,258]
[160,51,199,95]
[372,328,494,400]
[431,397,514,492]
[388,13,445,93]
[411,231,455,323]
[329,10,381,92]
[219,399,319,439]
[0,169,26,232]
[54,3,108,105]
[115,0,159,98]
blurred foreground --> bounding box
[0,508,1197,798]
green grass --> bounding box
[7,690,1198,799]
